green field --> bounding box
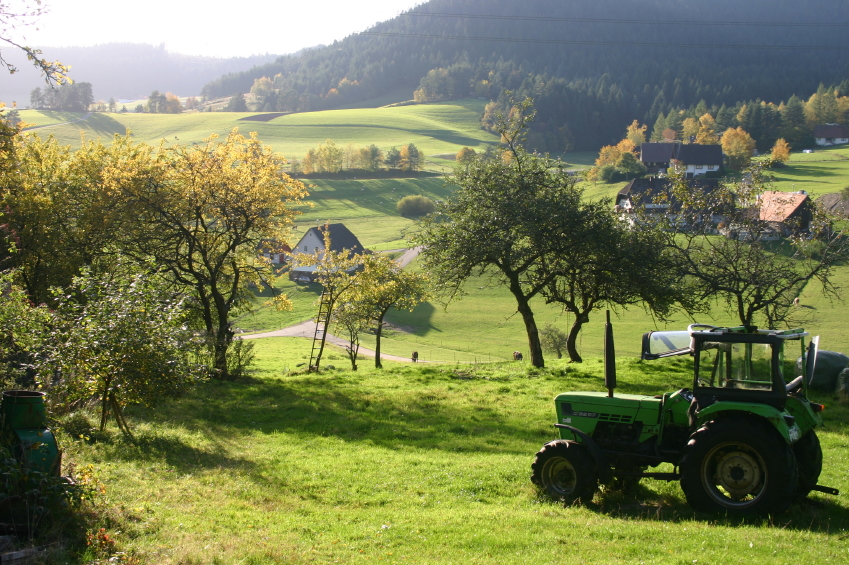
[62,340,849,564]
[18,100,498,172]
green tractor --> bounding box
[531,316,839,515]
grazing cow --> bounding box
[793,297,800,306]
[513,351,523,361]
[412,351,419,363]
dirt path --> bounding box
[238,247,425,363]
[240,321,419,363]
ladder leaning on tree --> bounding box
[308,288,334,371]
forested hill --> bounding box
[202,0,849,150]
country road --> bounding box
[240,320,419,363]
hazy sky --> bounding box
[15,0,425,58]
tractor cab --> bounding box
[642,324,812,411]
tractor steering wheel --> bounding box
[688,323,718,334]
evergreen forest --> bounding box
[202,0,849,151]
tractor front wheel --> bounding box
[680,419,797,515]
[531,440,597,504]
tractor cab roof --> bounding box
[642,324,807,360]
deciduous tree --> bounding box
[653,164,849,328]
[540,324,568,359]
[292,226,362,370]
[414,99,589,368]
[771,138,791,163]
[540,201,684,362]
[721,127,756,170]
[120,130,307,379]
[37,266,203,436]
[349,254,428,369]
[696,113,719,145]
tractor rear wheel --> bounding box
[680,419,797,515]
[531,440,597,504]
[794,430,823,499]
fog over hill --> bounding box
[1,43,282,106]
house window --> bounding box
[707,165,715,170]
[315,247,319,252]
[303,245,307,251]
[695,164,704,170]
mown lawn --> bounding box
[63,338,849,564]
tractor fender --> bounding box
[693,403,799,444]
[554,424,613,483]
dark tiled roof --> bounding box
[640,143,678,163]
[305,223,364,254]
[676,144,723,167]
[640,143,723,167]
[816,193,849,217]
[813,124,849,138]
[617,177,722,210]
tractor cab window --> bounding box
[696,341,774,391]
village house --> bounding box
[639,142,723,178]
[288,223,365,282]
[615,177,724,227]
[813,124,849,146]
[758,191,812,236]
[256,239,291,265]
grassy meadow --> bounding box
[61,342,849,564]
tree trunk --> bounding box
[213,318,234,379]
[566,312,590,363]
[508,276,544,367]
[99,377,112,432]
[374,311,386,369]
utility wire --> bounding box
[360,31,847,50]
[402,12,849,28]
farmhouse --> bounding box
[813,124,849,146]
[639,142,723,178]
[758,191,812,236]
[615,176,723,222]
[289,223,365,282]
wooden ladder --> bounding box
[308,289,333,371]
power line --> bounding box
[359,31,847,51]
[402,12,849,28]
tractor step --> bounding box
[811,485,840,496]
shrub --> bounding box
[397,195,435,217]
[540,324,568,359]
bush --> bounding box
[397,195,435,217]
[540,324,568,359]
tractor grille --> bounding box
[598,413,633,424]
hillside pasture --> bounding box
[17,100,497,173]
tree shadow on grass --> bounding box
[120,372,552,462]
[86,423,259,476]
